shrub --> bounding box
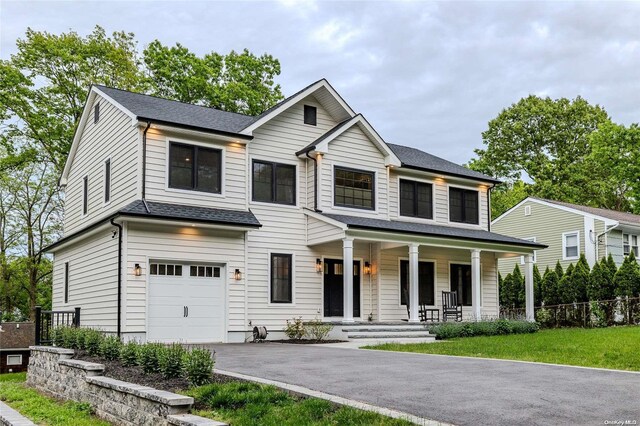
[304,318,333,341]
[75,328,89,350]
[138,343,163,374]
[120,341,140,367]
[535,308,553,326]
[61,327,78,349]
[84,329,104,356]
[159,344,186,379]
[284,317,305,340]
[183,348,215,386]
[51,326,66,347]
[429,319,538,340]
[100,335,122,361]
[542,268,561,306]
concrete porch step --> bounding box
[347,332,434,339]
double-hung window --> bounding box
[563,231,580,260]
[449,188,479,224]
[169,142,222,193]
[400,179,433,219]
[270,254,292,303]
[400,260,435,306]
[334,167,375,210]
[623,233,639,257]
[252,161,296,205]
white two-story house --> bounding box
[45,79,544,343]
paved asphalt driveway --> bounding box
[209,343,640,426]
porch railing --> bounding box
[34,306,81,345]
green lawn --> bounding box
[185,381,412,426]
[367,326,640,371]
[0,372,111,426]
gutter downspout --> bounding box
[305,150,320,212]
[487,183,496,232]
[142,122,151,213]
[595,223,620,260]
[110,218,123,338]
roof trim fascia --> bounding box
[303,208,348,230]
[240,79,356,135]
[137,119,253,141]
[400,164,501,185]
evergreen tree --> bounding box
[559,264,575,304]
[533,265,543,306]
[555,261,564,280]
[605,253,618,277]
[512,264,525,308]
[571,254,591,303]
[500,273,514,308]
[588,258,616,302]
[614,252,640,297]
[542,268,561,306]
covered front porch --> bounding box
[306,210,544,325]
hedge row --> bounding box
[428,319,539,340]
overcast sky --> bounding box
[2,1,640,164]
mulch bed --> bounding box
[267,339,346,344]
[74,350,233,393]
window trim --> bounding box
[398,178,435,220]
[251,159,297,206]
[64,262,69,304]
[332,164,376,211]
[82,175,88,216]
[447,184,481,226]
[6,354,23,366]
[562,231,580,261]
[622,233,639,257]
[268,252,295,305]
[103,157,111,205]
[448,261,480,307]
[164,137,226,198]
[303,105,317,126]
[524,205,532,216]
[520,237,537,264]
[397,257,437,307]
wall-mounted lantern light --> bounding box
[134,263,142,276]
[315,258,322,273]
[234,269,242,281]
[364,261,371,275]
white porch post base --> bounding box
[343,238,354,324]
[471,249,481,321]
[524,254,535,322]
[408,244,420,323]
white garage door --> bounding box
[147,262,226,343]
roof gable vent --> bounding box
[524,205,531,216]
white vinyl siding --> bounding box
[63,96,138,235]
[52,227,118,330]
[125,223,246,333]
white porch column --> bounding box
[343,238,354,324]
[471,249,482,320]
[524,254,535,322]
[408,243,420,323]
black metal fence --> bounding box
[500,296,640,328]
[34,306,81,345]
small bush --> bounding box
[120,341,140,367]
[138,343,163,374]
[304,318,333,341]
[159,344,186,379]
[429,320,539,340]
[99,335,122,361]
[61,327,79,349]
[284,317,305,340]
[51,326,66,347]
[183,348,215,386]
[84,329,104,356]
[75,328,89,350]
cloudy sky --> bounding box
[2,1,640,164]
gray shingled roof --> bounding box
[534,198,640,226]
[120,200,261,227]
[387,143,500,183]
[323,213,545,248]
[95,85,256,136]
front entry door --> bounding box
[324,259,360,318]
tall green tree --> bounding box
[614,252,640,298]
[555,261,564,281]
[559,264,575,304]
[143,41,283,115]
[588,258,616,302]
[605,253,618,278]
[570,254,591,303]
[533,264,543,307]
[541,267,561,306]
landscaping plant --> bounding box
[429,319,539,340]
[138,342,163,374]
[284,316,306,340]
[304,317,333,341]
[120,341,140,367]
[183,348,215,386]
[84,329,104,356]
[99,335,123,361]
[159,343,186,379]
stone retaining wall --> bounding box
[26,346,224,426]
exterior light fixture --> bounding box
[315,258,322,273]
[134,264,142,276]
[234,269,242,281]
[364,261,371,275]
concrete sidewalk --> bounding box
[208,342,640,426]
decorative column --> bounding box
[524,254,535,322]
[343,238,354,323]
[408,244,420,323]
[471,249,481,321]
